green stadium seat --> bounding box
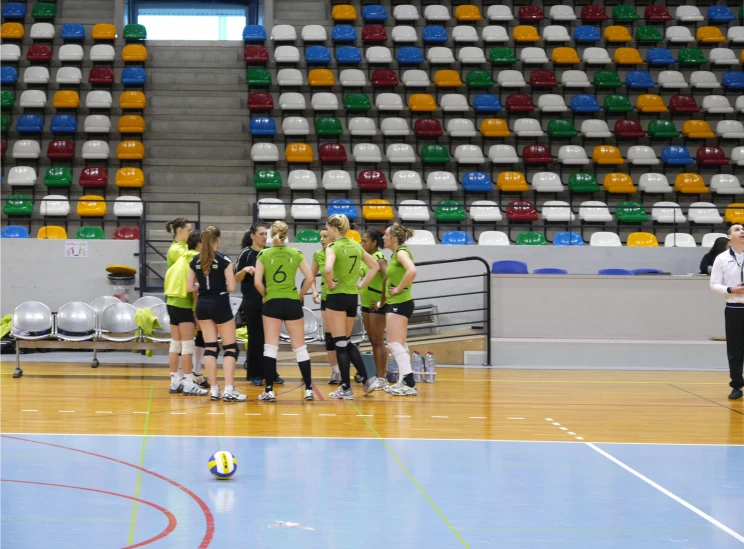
[489,47,517,65]
[568,173,600,193]
[421,144,450,164]
[603,94,634,113]
[246,68,272,87]
[32,3,56,19]
[516,231,547,245]
[616,201,648,223]
[466,70,494,89]
[612,5,639,21]
[1,114,10,133]
[123,24,147,40]
[647,120,680,139]
[1,90,14,109]
[634,26,663,43]
[435,200,467,223]
[547,119,578,138]
[253,169,283,190]
[344,93,371,112]
[4,195,33,216]
[593,70,622,88]
[295,229,321,243]
[315,117,343,136]
[678,48,707,66]
[44,167,73,188]
[76,226,106,240]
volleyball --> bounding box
[209,450,237,480]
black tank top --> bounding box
[190,252,232,295]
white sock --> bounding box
[210,385,219,392]
[177,365,183,376]
[395,352,412,377]
[225,384,234,393]
[171,372,183,379]
[193,347,204,374]
[185,373,194,383]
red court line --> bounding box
[1,435,215,548]
[2,479,176,549]
[312,384,325,401]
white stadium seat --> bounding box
[82,141,110,160]
[291,199,322,220]
[257,198,287,220]
[114,197,144,218]
[470,201,502,222]
[84,115,112,133]
[399,200,431,222]
[90,44,116,62]
[12,140,42,159]
[8,167,37,187]
[664,234,697,247]
[590,232,622,246]
[426,171,458,192]
[40,195,70,217]
[321,170,352,190]
[251,143,280,161]
[478,231,511,245]
[288,170,318,190]
[282,117,310,136]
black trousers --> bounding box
[725,306,744,389]
[243,306,264,381]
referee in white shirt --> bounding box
[710,224,744,400]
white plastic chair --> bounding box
[399,200,431,222]
[542,201,575,222]
[271,25,297,41]
[454,145,485,164]
[426,171,458,192]
[56,67,83,85]
[348,117,377,136]
[487,6,514,21]
[664,234,697,247]
[497,70,526,87]
[579,201,613,222]
[86,91,113,109]
[549,6,576,21]
[728,27,744,43]
[274,46,300,63]
[339,69,366,87]
[514,118,544,137]
[446,118,477,137]
[402,70,431,87]
[666,26,694,43]
[734,147,744,166]
[537,95,568,112]
[8,167,37,187]
[427,47,455,64]
[710,48,738,65]
[639,173,673,193]
[277,68,304,86]
[0,44,21,62]
[702,233,728,248]
[386,143,416,163]
[380,118,411,136]
[688,203,723,224]
[114,197,144,218]
[676,6,703,21]
[376,93,404,111]
[459,47,486,64]
[627,146,659,165]
[478,231,510,245]
[652,202,686,223]
[488,145,519,163]
[702,95,733,114]
[393,5,419,22]
[710,174,744,195]
[589,232,622,247]
[90,44,116,62]
[658,71,688,89]
[251,143,280,161]
[282,117,310,136]
[716,120,744,139]
[424,5,450,21]
[301,25,327,42]
[278,92,306,111]
[39,195,70,217]
[470,201,502,222]
[690,71,720,89]
[580,120,612,138]
[291,199,322,220]
[406,230,436,245]
[23,66,50,84]
[532,172,564,193]
[58,44,84,62]
[582,48,611,64]
[353,143,383,162]
[321,170,352,190]
[452,26,478,43]
[561,70,591,88]
[558,145,589,165]
[257,198,287,220]
[440,94,469,112]
[12,140,41,159]
[30,23,55,39]
[81,141,110,160]
[287,170,318,191]
[19,90,47,108]
[543,25,571,42]
[84,115,111,133]
[392,26,417,43]
[311,93,339,111]
[520,47,548,64]
[392,170,423,191]
[366,47,393,64]
[482,26,509,42]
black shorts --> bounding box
[320,299,326,311]
[326,293,358,318]
[195,294,234,325]
[386,300,415,319]
[361,305,387,315]
[263,298,303,321]
[167,305,195,326]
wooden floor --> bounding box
[1,361,742,445]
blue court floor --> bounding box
[1,434,743,549]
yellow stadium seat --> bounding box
[513,26,540,42]
[122,44,148,62]
[433,70,463,88]
[92,23,117,40]
[604,26,632,43]
[592,145,624,165]
[119,91,147,110]
[497,172,529,192]
[741,50,744,64]
[613,47,643,64]
[408,94,437,112]
[38,226,67,240]
[286,143,314,163]
[674,173,709,194]
[636,94,667,113]
[627,232,659,247]
[332,5,357,21]
[77,195,107,217]
[480,118,511,138]
[682,120,715,139]
[725,204,744,224]
[551,47,580,64]
[603,173,636,193]
[455,5,482,21]
[118,115,146,133]
[347,229,361,244]
[363,199,395,221]
[116,167,145,188]
[696,26,726,43]
[117,140,145,160]
[308,69,335,87]
[53,91,80,109]
[1,22,24,39]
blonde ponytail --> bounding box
[391,223,414,244]
[271,220,288,246]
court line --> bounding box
[350,402,471,549]
[127,384,153,546]
[587,442,744,544]
[668,384,744,417]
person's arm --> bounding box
[298,259,317,300]
[254,260,266,299]
[187,268,198,293]
[310,260,321,304]
[710,256,729,295]
[372,257,388,309]
[225,264,236,293]
[324,247,337,290]
[357,250,380,290]
[389,251,417,296]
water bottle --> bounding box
[424,352,436,383]
[386,353,398,383]
[412,351,424,383]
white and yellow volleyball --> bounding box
[209,450,237,480]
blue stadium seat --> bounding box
[1,67,18,85]
[397,46,424,65]
[646,48,675,66]
[121,67,147,85]
[661,146,695,166]
[1,226,30,239]
[422,26,448,44]
[632,268,665,275]
[473,94,502,112]
[305,46,331,64]
[328,198,357,220]
[625,71,655,89]
[533,268,568,274]
[336,46,362,64]
[570,94,600,113]
[242,25,267,42]
[722,72,744,90]
[363,5,388,22]
[553,232,584,246]
[250,116,277,136]
[60,24,86,40]
[461,172,494,193]
[16,115,44,133]
[707,6,735,23]
[442,231,473,245]
[332,25,357,42]
[492,260,528,274]
[2,2,26,19]
[573,26,601,42]
[598,269,633,275]
[50,114,78,133]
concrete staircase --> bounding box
[55,0,116,25]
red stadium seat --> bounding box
[522,145,554,165]
[244,45,270,63]
[669,95,700,114]
[529,70,557,88]
[362,25,387,43]
[581,5,608,21]
[644,6,672,21]
[506,200,539,222]
[414,118,444,137]
[47,140,75,160]
[27,44,52,62]
[88,67,115,85]
[518,5,544,21]
[357,170,388,191]
[614,120,646,138]
[696,146,728,167]
[371,69,399,87]
[113,226,141,240]
[248,92,274,112]
[505,94,535,113]
[319,143,348,163]
[79,167,108,188]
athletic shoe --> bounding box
[210,386,221,401]
[729,388,743,400]
[389,382,417,396]
[362,377,377,396]
[223,388,247,402]
[183,382,208,396]
[251,378,264,386]
[329,387,354,400]
[169,377,184,394]
[328,369,342,384]
[258,390,276,402]
[304,389,315,401]
[354,373,365,384]
[373,377,389,391]
[275,375,285,385]
[193,375,210,389]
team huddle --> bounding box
[163,214,419,402]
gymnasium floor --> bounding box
[1,362,743,549]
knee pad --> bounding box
[204,341,219,358]
[293,344,310,363]
[325,332,334,351]
[388,341,407,359]
[333,336,348,354]
[169,340,183,355]
[263,344,279,359]
[223,342,239,360]
[194,331,204,348]
[181,340,195,355]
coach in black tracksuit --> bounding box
[235,225,267,384]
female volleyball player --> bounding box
[311,229,341,384]
[360,230,389,391]
[187,226,246,402]
[166,217,192,267]
[324,214,380,399]
[253,221,318,402]
[382,223,418,396]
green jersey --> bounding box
[167,240,187,268]
[313,248,328,300]
[166,241,192,309]
[360,250,386,308]
[385,247,414,305]
[257,245,304,302]
[327,238,364,295]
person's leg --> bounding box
[260,316,282,400]
[216,318,239,389]
[193,330,207,386]
[246,308,265,383]
[725,307,744,398]
[327,308,353,397]
[179,321,207,396]
[168,323,184,393]
[200,320,220,398]
[368,313,388,379]
[387,313,416,396]
[287,318,313,396]
[322,309,339,383]
[344,313,366,381]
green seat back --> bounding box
[603,94,633,113]
[1,114,10,133]
[4,195,33,216]
[315,117,343,136]
[76,226,106,240]
[647,119,680,139]
[253,169,282,190]
[32,2,56,19]
[678,48,707,65]
[344,93,371,111]
[489,47,516,65]
[44,167,73,188]
[516,231,547,246]
[616,201,648,223]
[568,173,600,193]
[435,200,466,222]
[465,70,494,89]
[593,70,622,88]
[612,5,639,21]
[634,26,663,43]
[547,119,578,138]
[246,68,272,87]
[295,229,321,243]
[421,144,450,164]
[1,90,14,109]
[123,24,147,40]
